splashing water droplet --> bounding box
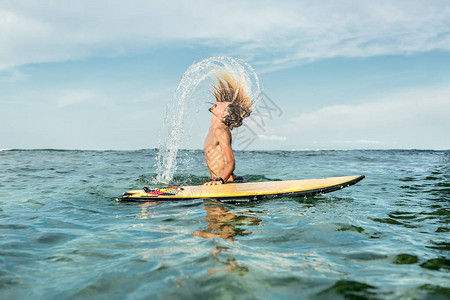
[154,56,260,184]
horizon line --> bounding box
[2,148,449,152]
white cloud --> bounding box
[1,0,450,71]
[283,85,450,149]
[324,140,381,145]
[257,134,287,141]
[55,90,98,108]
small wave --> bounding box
[136,173,279,187]
[0,149,12,151]
[141,174,210,186]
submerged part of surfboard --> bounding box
[117,175,365,203]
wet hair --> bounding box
[211,70,252,130]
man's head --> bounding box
[209,101,232,122]
[210,70,252,130]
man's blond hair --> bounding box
[211,70,252,129]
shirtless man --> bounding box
[203,71,252,186]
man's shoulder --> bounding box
[213,124,231,138]
[213,124,230,133]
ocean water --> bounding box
[0,149,449,299]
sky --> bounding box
[1,0,450,150]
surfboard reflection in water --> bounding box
[137,201,160,219]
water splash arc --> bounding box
[155,57,261,184]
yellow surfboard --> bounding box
[117,175,365,203]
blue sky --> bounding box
[1,0,450,150]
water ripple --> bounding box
[1,150,449,299]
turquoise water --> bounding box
[0,149,449,299]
